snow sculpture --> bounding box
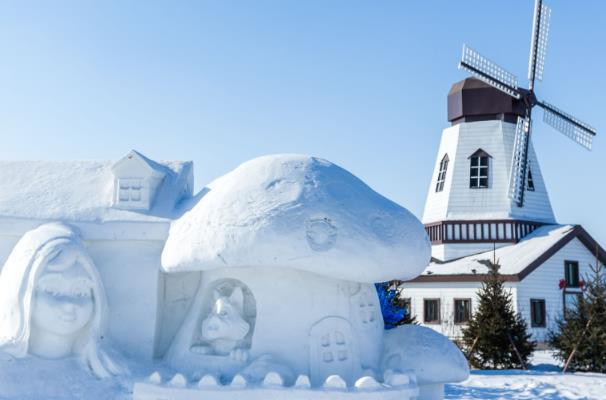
[381,325,469,399]
[191,286,252,359]
[111,150,168,211]
[162,154,431,283]
[0,222,120,378]
[152,154,448,400]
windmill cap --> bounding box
[448,78,525,125]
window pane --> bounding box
[471,157,479,167]
[424,299,440,323]
[454,299,471,323]
[119,189,129,201]
[479,177,488,187]
[531,299,544,327]
[480,157,488,166]
[565,261,580,287]
[130,188,141,201]
[470,178,477,188]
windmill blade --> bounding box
[459,44,521,99]
[509,116,531,206]
[540,101,596,150]
[528,0,551,83]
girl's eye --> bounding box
[43,288,61,297]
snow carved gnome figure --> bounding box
[0,222,121,378]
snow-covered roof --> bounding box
[0,154,192,223]
[162,154,431,283]
[409,224,603,282]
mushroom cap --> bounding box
[162,154,430,283]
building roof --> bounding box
[0,154,192,223]
[162,154,431,283]
[448,77,525,125]
[408,224,606,283]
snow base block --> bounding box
[133,372,420,400]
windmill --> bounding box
[458,0,598,207]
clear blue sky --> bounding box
[0,1,604,244]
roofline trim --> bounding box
[407,225,606,283]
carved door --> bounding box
[309,317,360,386]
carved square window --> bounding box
[118,179,143,203]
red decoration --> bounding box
[559,279,567,290]
[579,280,586,290]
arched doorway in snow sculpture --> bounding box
[309,316,361,387]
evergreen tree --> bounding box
[461,259,535,369]
[548,256,606,372]
[375,280,417,329]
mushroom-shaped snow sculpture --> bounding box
[161,154,431,388]
[162,154,430,282]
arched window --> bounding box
[469,149,491,189]
[435,154,449,192]
[527,168,535,191]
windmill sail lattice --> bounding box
[509,117,531,204]
[457,0,597,207]
[528,1,551,82]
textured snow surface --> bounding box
[2,350,605,399]
[381,325,469,384]
[0,159,191,222]
[0,353,131,400]
[447,370,606,399]
[163,154,431,283]
[421,224,574,276]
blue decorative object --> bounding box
[375,282,408,330]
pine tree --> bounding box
[375,280,417,329]
[548,254,606,372]
[461,258,535,369]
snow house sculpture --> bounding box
[0,152,468,400]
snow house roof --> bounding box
[0,152,193,223]
[409,224,606,282]
[162,154,431,283]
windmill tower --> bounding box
[423,0,598,262]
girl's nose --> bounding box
[62,303,75,313]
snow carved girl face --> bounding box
[31,248,95,337]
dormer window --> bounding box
[469,149,490,189]
[435,154,449,192]
[119,179,142,202]
[111,150,167,211]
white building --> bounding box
[401,78,605,342]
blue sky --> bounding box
[0,1,604,244]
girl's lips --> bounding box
[60,314,76,322]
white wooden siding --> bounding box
[399,281,518,339]
[403,238,600,343]
[422,120,555,225]
[517,238,598,342]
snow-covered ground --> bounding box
[446,351,606,400]
[1,350,605,399]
